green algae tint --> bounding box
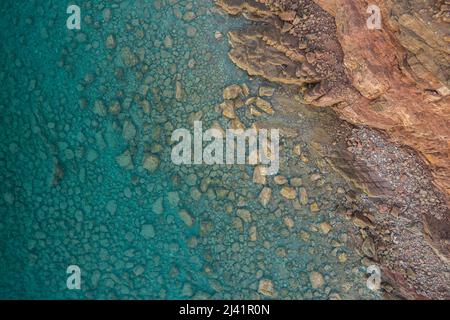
[0,0,380,299]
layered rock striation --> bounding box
[216,0,450,200]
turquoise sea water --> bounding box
[0,0,379,299]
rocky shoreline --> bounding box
[214,0,450,299]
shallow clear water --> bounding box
[0,0,379,299]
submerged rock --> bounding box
[309,271,325,289]
[258,279,275,297]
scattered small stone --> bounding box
[338,252,348,263]
[116,150,134,170]
[164,35,173,48]
[280,187,297,200]
[141,224,155,239]
[143,154,160,172]
[258,187,272,207]
[253,166,267,185]
[255,97,274,114]
[105,34,116,49]
[310,202,320,213]
[236,209,252,223]
[258,279,275,297]
[319,222,332,234]
[361,237,376,258]
[152,197,164,215]
[249,225,257,241]
[179,209,194,227]
[290,177,302,187]
[309,271,325,289]
[283,216,294,229]
[299,187,308,205]
[123,120,136,141]
[259,86,275,97]
[223,84,242,100]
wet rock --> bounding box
[152,197,164,215]
[338,252,348,263]
[253,166,267,185]
[175,81,183,101]
[93,100,107,117]
[143,154,160,173]
[352,212,375,229]
[361,237,376,258]
[168,192,180,207]
[121,47,138,67]
[309,271,325,289]
[106,200,117,215]
[319,222,332,234]
[179,209,194,227]
[274,175,288,185]
[290,177,302,187]
[219,100,236,119]
[259,86,275,97]
[141,224,155,239]
[122,120,136,141]
[86,149,98,162]
[258,279,275,297]
[258,187,272,207]
[186,26,197,37]
[106,34,116,49]
[300,230,310,241]
[237,209,252,223]
[255,97,274,114]
[223,84,242,100]
[299,187,308,205]
[164,35,173,48]
[310,202,320,213]
[279,10,297,22]
[241,83,250,96]
[183,12,196,21]
[116,150,134,170]
[280,187,297,200]
[249,225,257,241]
[283,217,294,229]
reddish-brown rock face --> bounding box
[313,0,450,200]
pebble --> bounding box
[223,84,242,100]
[310,202,320,213]
[280,187,297,200]
[141,224,155,239]
[309,271,325,289]
[297,187,308,206]
[143,154,160,172]
[253,166,267,185]
[179,209,194,227]
[319,222,332,234]
[259,86,275,97]
[237,209,252,223]
[152,197,164,215]
[258,187,272,207]
[274,175,288,185]
[116,150,134,170]
[258,279,275,297]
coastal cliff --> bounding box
[215,0,450,299]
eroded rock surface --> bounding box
[215,0,450,300]
[215,0,450,201]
